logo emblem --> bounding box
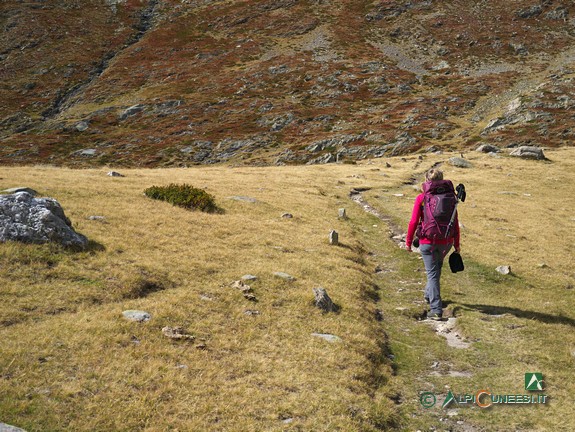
[419,392,436,408]
[525,373,544,391]
[442,391,456,408]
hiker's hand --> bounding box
[405,245,412,252]
[455,247,460,253]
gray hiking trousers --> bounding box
[420,243,452,315]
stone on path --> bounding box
[496,265,511,275]
[329,229,339,245]
[122,310,151,322]
[281,213,293,218]
[313,287,336,312]
[0,192,88,248]
[338,208,347,219]
[242,274,258,281]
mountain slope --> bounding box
[1,0,575,166]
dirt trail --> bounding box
[350,186,471,349]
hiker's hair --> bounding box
[425,169,444,182]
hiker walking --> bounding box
[405,169,461,320]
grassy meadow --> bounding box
[1,147,574,431]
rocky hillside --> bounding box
[2,0,575,167]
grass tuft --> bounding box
[143,183,219,212]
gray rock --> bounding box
[0,423,27,432]
[122,310,151,322]
[311,333,341,343]
[242,274,258,281]
[476,144,500,153]
[545,7,568,20]
[449,157,472,168]
[273,272,295,281]
[119,104,145,120]
[517,5,542,18]
[107,171,125,177]
[338,208,347,219]
[75,121,89,132]
[228,196,257,203]
[329,229,339,245]
[281,213,293,218]
[496,265,511,275]
[0,192,88,248]
[313,287,336,312]
[3,187,38,196]
[87,215,107,222]
[509,146,546,160]
[75,149,97,157]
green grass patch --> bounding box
[144,183,219,212]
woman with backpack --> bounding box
[405,168,460,320]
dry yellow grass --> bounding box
[1,148,574,431]
[0,162,402,431]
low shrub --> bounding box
[144,183,218,212]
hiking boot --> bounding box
[427,312,443,321]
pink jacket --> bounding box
[405,193,460,250]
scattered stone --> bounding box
[311,333,341,343]
[392,193,404,197]
[385,162,392,168]
[329,229,339,245]
[476,143,500,153]
[200,294,214,301]
[375,309,384,321]
[0,423,27,432]
[313,287,336,312]
[2,187,38,196]
[228,196,258,203]
[161,326,195,340]
[232,280,257,301]
[496,265,511,275]
[273,271,295,281]
[75,121,89,132]
[449,157,472,168]
[281,213,293,218]
[241,274,258,281]
[195,343,207,350]
[87,215,106,222]
[0,192,88,248]
[107,171,125,177]
[426,317,471,349]
[338,208,347,219]
[538,263,548,269]
[122,310,151,322]
[509,146,546,160]
[244,309,260,316]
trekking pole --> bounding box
[445,184,466,238]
